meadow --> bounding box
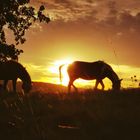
[0,82,140,140]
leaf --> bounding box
[39,5,45,11]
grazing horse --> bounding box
[0,60,32,93]
[59,61,122,93]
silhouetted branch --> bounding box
[0,43,23,61]
[0,0,50,60]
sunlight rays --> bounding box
[24,60,140,90]
[48,59,73,86]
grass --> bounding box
[0,88,140,140]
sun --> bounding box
[48,59,73,86]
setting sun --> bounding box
[48,59,73,86]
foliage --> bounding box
[0,0,50,61]
[131,75,140,87]
[0,43,23,61]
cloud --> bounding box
[32,0,140,34]
[22,61,59,81]
[102,10,140,35]
[33,0,99,21]
[33,0,140,28]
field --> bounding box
[0,82,140,140]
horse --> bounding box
[59,61,122,93]
[0,60,32,93]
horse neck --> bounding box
[107,70,119,84]
[18,68,31,84]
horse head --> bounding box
[22,81,32,93]
[112,79,123,90]
[20,67,32,93]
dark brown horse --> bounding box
[59,61,122,93]
[0,60,32,93]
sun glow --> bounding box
[48,59,113,89]
[48,59,73,86]
[46,60,140,90]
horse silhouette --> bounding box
[0,60,32,93]
[59,61,122,93]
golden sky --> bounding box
[9,0,140,89]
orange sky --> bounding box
[7,0,140,89]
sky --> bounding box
[10,0,140,89]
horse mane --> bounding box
[21,67,31,82]
[7,60,31,83]
[100,61,119,82]
[18,63,31,83]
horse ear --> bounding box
[119,79,123,82]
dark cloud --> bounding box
[35,0,140,20]
[34,0,99,21]
[35,0,140,38]
[104,10,140,33]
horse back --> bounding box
[0,61,23,79]
[67,61,109,79]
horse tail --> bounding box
[59,64,65,84]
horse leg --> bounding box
[12,79,17,92]
[72,83,78,93]
[94,80,99,90]
[68,79,76,93]
[68,81,72,93]
[3,80,8,91]
[99,80,105,90]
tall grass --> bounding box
[0,89,140,140]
